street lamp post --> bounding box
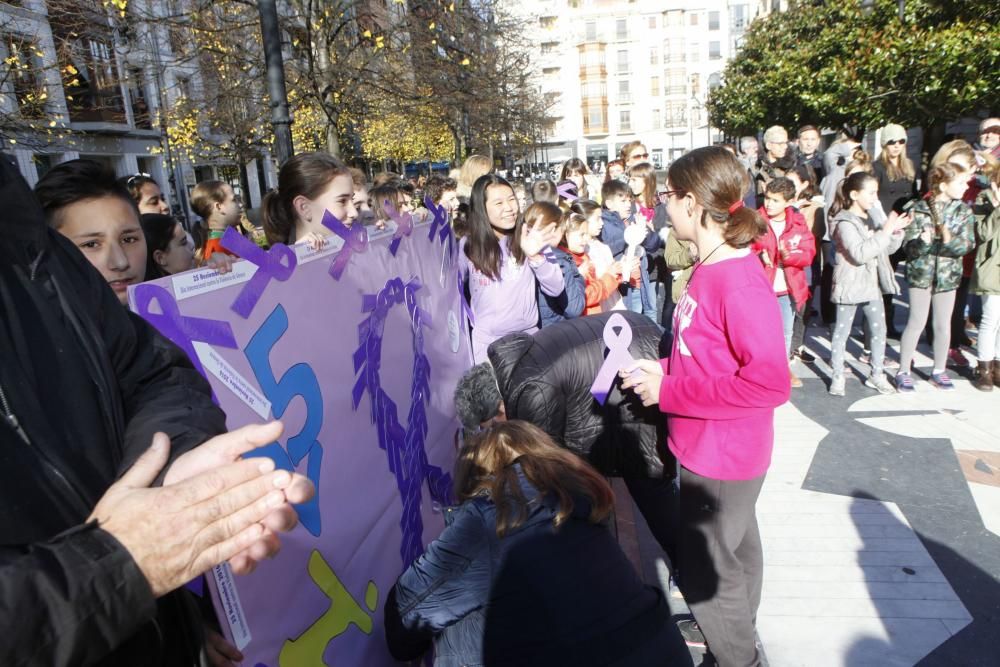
[258,0,293,165]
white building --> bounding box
[0,0,274,219]
[519,0,759,171]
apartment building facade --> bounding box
[0,0,274,219]
[523,0,757,171]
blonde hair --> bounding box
[878,145,915,182]
[458,155,493,197]
[522,201,563,231]
[454,420,614,537]
[930,140,976,172]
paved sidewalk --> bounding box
[617,318,1000,666]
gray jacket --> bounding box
[831,210,903,304]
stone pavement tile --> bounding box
[756,617,955,667]
[763,564,947,584]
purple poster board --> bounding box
[129,216,470,666]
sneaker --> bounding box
[883,357,900,369]
[677,619,707,648]
[859,351,871,365]
[930,371,956,390]
[947,348,969,368]
[796,347,816,363]
[865,373,895,395]
[895,372,916,392]
[829,375,845,396]
[789,368,803,388]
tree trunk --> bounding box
[326,121,341,157]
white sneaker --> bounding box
[829,375,846,396]
[865,373,895,395]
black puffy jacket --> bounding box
[488,311,668,478]
[0,155,227,666]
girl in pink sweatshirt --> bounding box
[621,146,789,667]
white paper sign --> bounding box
[193,342,272,419]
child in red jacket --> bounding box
[561,211,631,314]
[751,177,816,386]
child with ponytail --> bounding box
[621,147,789,666]
[261,152,358,249]
[895,162,976,391]
[827,172,912,396]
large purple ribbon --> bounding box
[321,210,368,280]
[221,227,297,319]
[384,200,414,256]
[132,283,238,385]
[590,313,636,405]
[424,195,454,257]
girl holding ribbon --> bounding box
[620,146,789,667]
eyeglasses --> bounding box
[630,152,649,160]
[662,189,686,200]
[885,139,906,146]
[982,126,1000,136]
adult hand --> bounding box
[204,625,243,667]
[90,431,298,597]
[164,422,314,575]
[205,253,235,275]
[521,222,555,261]
[619,359,664,407]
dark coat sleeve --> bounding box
[384,504,491,661]
[0,523,157,667]
[600,211,627,257]
[53,231,227,477]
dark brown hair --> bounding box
[601,178,630,203]
[570,199,601,220]
[261,152,350,245]
[35,159,138,228]
[830,171,877,218]
[765,176,797,201]
[530,179,557,204]
[560,158,590,199]
[604,159,625,182]
[370,183,405,223]
[454,420,614,537]
[666,146,766,248]
[627,162,657,208]
[424,174,458,205]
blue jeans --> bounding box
[777,294,793,357]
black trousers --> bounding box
[676,467,765,667]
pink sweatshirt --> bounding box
[659,252,790,480]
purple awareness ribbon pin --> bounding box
[133,283,238,382]
[321,210,369,280]
[556,181,579,203]
[385,200,414,256]
[221,227,297,319]
[590,313,636,405]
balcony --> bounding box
[582,124,609,136]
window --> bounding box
[731,4,749,30]
[618,78,630,102]
[709,11,720,30]
[708,72,722,90]
[650,76,660,96]
[128,67,152,129]
[663,39,683,63]
[585,21,597,41]
[666,102,686,127]
[619,110,631,132]
[709,41,721,59]
[540,16,557,29]
[616,18,627,41]
[652,109,661,130]
[649,47,658,65]
[689,12,698,26]
[690,73,701,95]
[541,41,559,54]
[617,49,628,74]
[647,16,657,29]
[688,42,700,63]
[176,76,192,100]
[667,69,686,96]
[582,81,606,98]
[664,10,683,27]
[586,107,606,131]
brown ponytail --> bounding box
[261,152,350,245]
[666,146,766,248]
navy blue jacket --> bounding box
[385,468,690,667]
[600,209,660,259]
[538,246,585,327]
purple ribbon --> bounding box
[424,195,454,257]
[557,181,579,202]
[133,283,238,384]
[456,272,475,327]
[384,200,415,256]
[350,276,452,567]
[321,210,368,280]
[590,313,636,405]
[221,227,297,319]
